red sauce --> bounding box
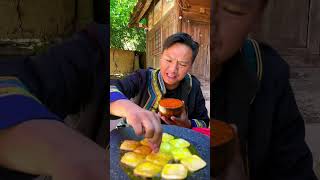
[211,120,234,147]
[159,98,183,109]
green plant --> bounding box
[110,0,146,52]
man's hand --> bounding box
[125,107,162,152]
[110,99,163,152]
[217,124,248,180]
[160,101,191,128]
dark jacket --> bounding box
[212,43,317,179]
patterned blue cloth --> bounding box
[0,77,60,129]
[110,85,128,103]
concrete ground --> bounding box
[290,68,320,124]
[199,78,210,117]
[290,67,320,169]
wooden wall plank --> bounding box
[308,0,320,55]
[253,0,309,49]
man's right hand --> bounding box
[110,99,163,152]
[126,108,162,152]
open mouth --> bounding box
[166,73,177,80]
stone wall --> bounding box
[110,48,136,75]
[0,0,93,55]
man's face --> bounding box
[213,0,263,64]
[160,43,193,90]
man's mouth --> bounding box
[166,73,177,80]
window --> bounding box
[154,28,161,55]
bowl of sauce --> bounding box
[210,120,235,177]
[158,98,184,119]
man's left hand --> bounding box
[160,102,191,128]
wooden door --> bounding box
[309,0,320,56]
[252,0,320,66]
[182,20,210,80]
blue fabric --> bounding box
[110,92,128,103]
[190,119,198,128]
[0,95,61,129]
[190,119,206,128]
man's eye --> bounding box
[223,5,247,16]
[179,63,187,67]
[166,59,172,63]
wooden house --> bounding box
[129,0,210,80]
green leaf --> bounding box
[110,0,146,52]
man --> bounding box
[0,23,107,180]
[110,32,209,151]
[211,0,317,179]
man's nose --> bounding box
[168,60,178,73]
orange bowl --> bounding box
[158,98,184,119]
[211,120,235,177]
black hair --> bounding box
[162,32,199,63]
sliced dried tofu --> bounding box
[133,161,162,178]
[120,140,140,151]
[181,155,207,172]
[162,133,174,142]
[133,145,152,155]
[159,142,174,154]
[140,138,151,147]
[172,148,192,161]
[169,138,190,148]
[146,152,173,166]
[161,164,188,180]
[120,152,145,168]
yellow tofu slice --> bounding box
[140,138,151,147]
[160,141,174,154]
[161,164,188,180]
[133,145,152,155]
[181,155,207,172]
[171,148,192,161]
[133,161,162,178]
[162,133,174,142]
[146,152,173,166]
[169,138,190,148]
[120,140,140,151]
[120,152,145,168]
